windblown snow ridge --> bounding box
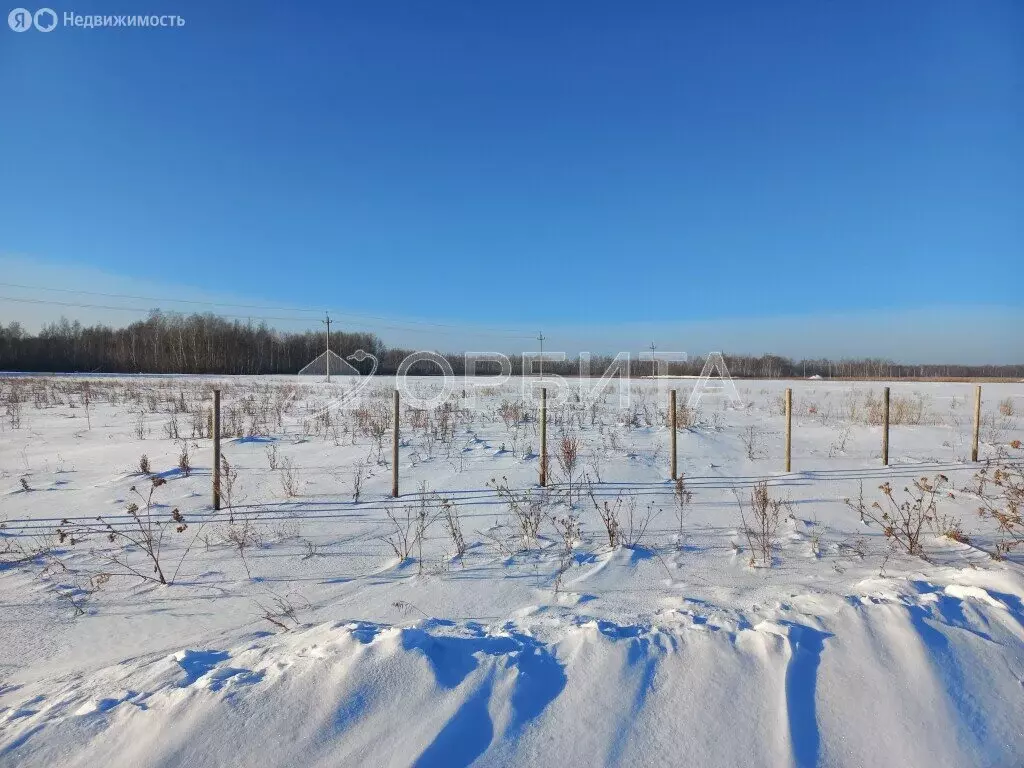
[2,579,1023,768]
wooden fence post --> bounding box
[392,389,400,497]
[972,385,981,462]
[882,386,890,466]
[212,389,221,510]
[670,389,678,480]
[540,387,547,487]
[785,387,792,473]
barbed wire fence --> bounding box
[1,374,1019,547]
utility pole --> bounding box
[537,331,546,379]
[649,341,657,378]
[322,313,331,382]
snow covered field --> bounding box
[1,374,1022,767]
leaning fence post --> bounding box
[882,386,890,466]
[670,389,678,480]
[540,387,547,487]
[784,387,792,472]
[392,389,400,497]
[212,389,221,510]
[972,385,982,462]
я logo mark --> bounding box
[8,7,57,31]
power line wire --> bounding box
[0,295,325,323]
[0,295,536,339]
[0,281,323,314]
[0,281,534,337]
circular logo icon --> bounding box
[8,7,33,31]
[34,7,57,31]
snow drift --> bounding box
[3,573,1022,768]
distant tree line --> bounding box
[0,312,1020,379]
[0,313,381,375]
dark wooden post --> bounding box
[212,389,221,510]
[971,385,981,462]
[882,386,890,466]
[669,389,678,480]
[540,387,547,487]
[784,387,792,472]
[392,389,400,497]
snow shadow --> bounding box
[403,626,567,767]
[782,622,832,768]
[175,649,230,686]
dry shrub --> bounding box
[489,475,544,548]
[973,462,1024,558]
[218,455,239,513]
[265,443,279,470]
[223,517,263,579]
[772,394,787,416]
[177,441,192,477]
[279,457,299,497]
[674,402,698,428]
[498,399,526,429]
[856,474,951,558]
[382,487,433,572]
[255,591,309,632]
[556,433,583,504]
[621,497,656,548]
[865,391,927,425]
[382,504,417,562]
[56,476,200,585]
[736,480,787,567]
[440,497,466,564]
[589,487,622,548]
[351,459,368,503]
[672,474,693,544]
[934,514,970,545]
[587,486,653,549]
[740,425,760,460]
[550,511,581,593]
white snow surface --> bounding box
[1,375,1022,767]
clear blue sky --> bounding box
[1,1,1021,360]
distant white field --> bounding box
[1,375,1022,767]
